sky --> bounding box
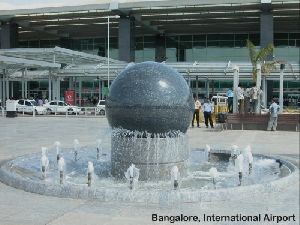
[0,0,156,10]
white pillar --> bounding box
[24,68,28,98]
[0,74,2,104]
[196,75,199,97]
[2,71,6,103]
[21,70,25,98]
[48,74,52,101]
[57,78,61,101]
[256,63,262,114]
[24,80,28,98]
[11,81,13,98]
[107,16,110,89]
[79,78,82,106]
[5,71,9,99]
[233,65,239,113]
[262,76,267,108]
[279,65,284,113]
[206,78,209,98]
[98,78,101,100]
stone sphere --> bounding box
[106,61,194,134]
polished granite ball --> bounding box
[106,62,194,134]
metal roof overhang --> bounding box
[0,47,124,65]
[0,55,60,70]
[5,60,299,81]
[55,62,300,81]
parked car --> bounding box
[66,102,81,114]
[44,100,81,114]
[16,99,47,115]
[96,100,106,115]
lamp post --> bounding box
[107,16,110,90]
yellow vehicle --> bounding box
[211,94,228,123]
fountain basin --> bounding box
[0,148,297,204]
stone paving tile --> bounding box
[0,117,299,225]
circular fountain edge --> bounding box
[0,151,298,204]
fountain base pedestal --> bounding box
[111,131,189,181]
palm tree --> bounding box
[246,39,296,80]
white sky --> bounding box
[0,0,156,10]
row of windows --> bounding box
[19,32,300,50]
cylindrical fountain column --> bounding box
[106,62,194,181]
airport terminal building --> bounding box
[0,0,299,106]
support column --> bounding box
[233,66,239,113]
[206,78,210,98]
[11,81,13,98]
[262,76,267,108]
[256,63,262,114]
[195,75,199,98]
[0,22,18,49]
[279,64,284,113]
[78,78,82,106]
[260,2,274,103]
[24,80,28,99]
[2,72,5,104]
[57,78,61,100]
[5,70,9,100]
[155,34,166,62]
[48,74,52,101]
[0,74,2,105]
[21,70,25,98]
[118,15,135,62]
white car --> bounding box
[44,100,81,114]
[66,102,81,114]
[96,100,106,115]
[16,99,47,115]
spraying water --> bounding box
[124,164,140,190]
[170,166,180,190]
[73,139,80,161]
[40,147,49,179]
[54,141,61,162]
[209,167,218,189]
[87,161,94,187]
[58,157,65,184]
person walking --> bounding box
[192,97,201,128]
[203,97,214,128]
[267,99,280,131]
[236,83,244,114]
[226,88,234,113]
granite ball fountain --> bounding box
[0,62,298,204]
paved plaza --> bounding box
[0,117,299,225]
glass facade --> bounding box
[19,32,300,62]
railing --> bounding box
[4,107,106,118]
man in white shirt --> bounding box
[192,97,201,128]
[203,98,214,128]
[236,83,244,114]
[267,99,280,131]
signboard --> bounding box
[64,90,75,105]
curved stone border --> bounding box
[0,151,298,204]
